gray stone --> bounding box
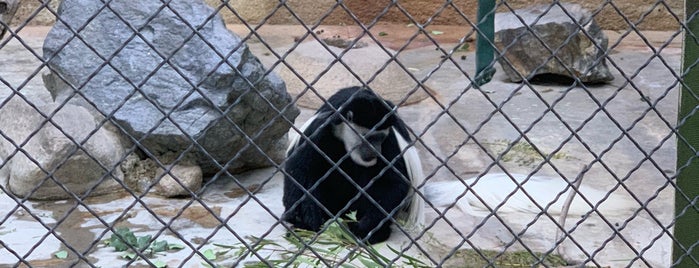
[494,4,614,83]
[0,0,19,40]
[0,98,130,200]
[42,0,299,175]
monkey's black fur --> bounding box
[282,86,415,244]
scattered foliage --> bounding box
[104,227,184,262]
[451,248,569,267]
[486,139,573,167]
[217,212,429,268]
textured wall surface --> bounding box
[11,0,683,31]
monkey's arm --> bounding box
[281,170,328,232]
[348,176,409,244]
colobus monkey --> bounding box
[282,86,424,244]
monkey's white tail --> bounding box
[393,127,425,230]
[426,173,630,217]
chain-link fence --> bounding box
[0,0,694,267]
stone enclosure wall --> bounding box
[13,0,683,31]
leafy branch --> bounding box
[219,212,429,268]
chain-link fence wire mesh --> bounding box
[0,0,692,267]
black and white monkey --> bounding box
[282,86,424,244]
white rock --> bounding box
[0,98,130,200]
[152,164,203,197]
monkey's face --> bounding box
[333,111,389,167]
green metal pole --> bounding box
[474,0,496,87]
[674,1,699,266]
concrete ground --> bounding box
[0,25,682,267]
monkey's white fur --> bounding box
[393,127,425,229]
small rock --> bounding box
[0,98,130,200]
[494,4,614,83]
[152,164,203,197]
[120,154,202,197]
[120,153,156,193]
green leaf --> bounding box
[121,252,137,260]
[109,236,129,252]
[431,30,444,35]
[283,231,307,248]
[212,243,238,249]
[358,256,383,268]
[114,227,137,245]
[137,235,152,250]
[365,245,391,264]
[153,260,167,268]
[243,261,272,268]
[347,249,362,262]
[248,236,282,248]
[54,250,68,259]
[232,247,249,259]
[386,245,428,267]
[378,32,388,36]
[168,243,185,250]
[328,245,343,256]
[114,227,131,236]
[202,249,217,260]
[150,240,168,252]
[109,227,138,251]
[345,211,358,222]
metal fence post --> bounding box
[474,0,496,87]
[674,1,699,266]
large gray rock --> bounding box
[494,4,614,83]
[0,0,19,40]
[0,98,130,200]
[42,0,299,175]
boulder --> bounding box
[494,4,614,83]
[0,98,130,200]
[0,0,19,40]
[42,0,299,175]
